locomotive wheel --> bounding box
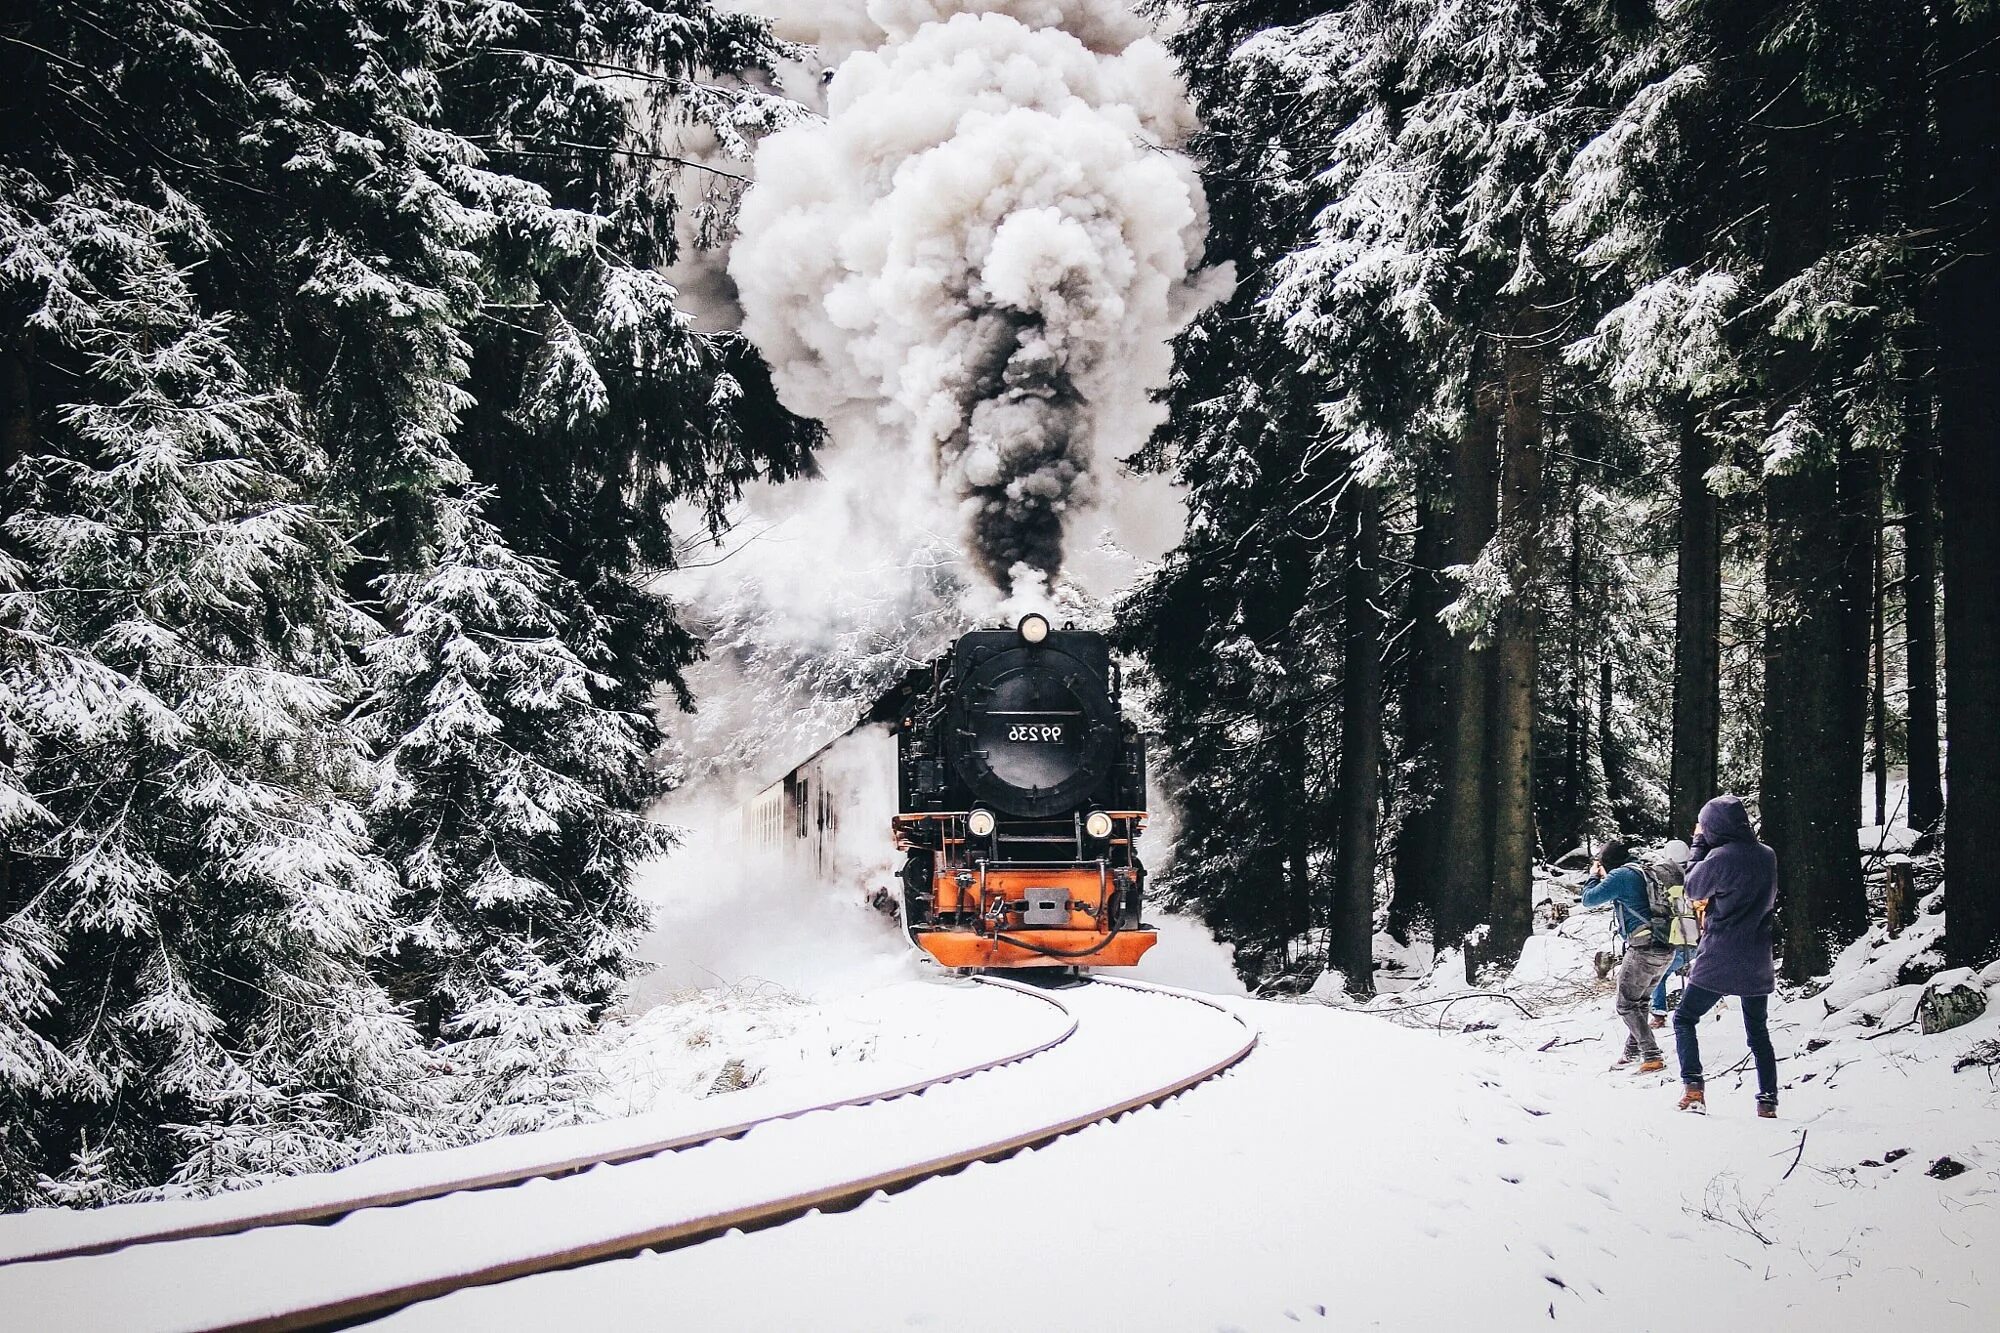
[901,889,931,942]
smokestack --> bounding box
[730,0,1229,598]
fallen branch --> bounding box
[1863,1017,1920,1041]
[1783,1129,1809,1181]
[1537,1034,1597,1052]
[1373,992,1539,1035]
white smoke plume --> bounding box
[729,0,1229,596]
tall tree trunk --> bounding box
[1598,654,1618,825]
[1892,7,1944,838]
[1433,357,1502,950]
[1389,461,1452,942]
[1486,313,1550,969]
[1936,4,2000,967]
[1758,53,1867,982]
[1668,410,1722,837]
[1901,396,1943,831]
[1282,719,1313,962]
[1,335,32,504]
[1871,500,1888,828]
[1563,486,1588,852]
[1331,485,1383,997]
[1838,442,1883,842]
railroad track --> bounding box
[1,977,1255,1333]
[0,977,1076,1269]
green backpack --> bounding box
[1636,859,1699,948]
[1665,879,1701,948]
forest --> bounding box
[1,0,1996,1211]
[0,0,819,1208]
[1130,0,1999,998]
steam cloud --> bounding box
[730,0,1229,595]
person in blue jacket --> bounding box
[1673,794,1780,1116]
[1581,839,1678,1073]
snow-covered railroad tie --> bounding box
[1,979,1254,1333]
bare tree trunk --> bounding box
[1434,357,1502,950]
[1902,400,1943,832]
[1563,485,1588,852]
[1936,3,2000,967]
[0,334,32,914]
[1839,444,1883,845]
[1331,485,1382,997]
[1,335,32,503]
[1282,720,1313,962]
[1748,19,1869,980]
[1486,311,1551,969]
[1668,412,1721,836]
[1896,394,1944,832]
[1871,500,1888,828]
[1598,654,1619,825]
[1389,461,1452,941]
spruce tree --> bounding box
[0,230,426,1203]
[1120,0,1352,988]
[437,1,822,720]
[362,493,668,1037]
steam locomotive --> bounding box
[889,614,1157,969]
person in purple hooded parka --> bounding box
[1672,794,1780,1116]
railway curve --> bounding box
[1,978,1254,1333]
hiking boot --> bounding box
[1649,1014,1667,1030]
[1634,1057,1666,1074]
[1610,1055,1635,1070]
[1757,1100,1778,1120]
[1677,1084,1706,1113]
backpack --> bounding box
[1634,859,1695,947]
[1666,880,1701,947]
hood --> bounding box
[1698,794,1757,845]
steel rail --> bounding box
[217,979,1257,1333]
[0,976,1075,1267]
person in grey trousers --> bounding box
[1581,839,1682,1072]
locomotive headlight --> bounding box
[1017,613,1050,645]
[1084,810,1114,840]
[967,808,997,838]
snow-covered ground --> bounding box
[378,881,1996,1330]
[17,823,1988,1331]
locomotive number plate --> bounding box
[1006,723,1066,743]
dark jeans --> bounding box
[1673,983,1778,1104]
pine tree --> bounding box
[436,1,822,723]
[1119,0,1355,989]
[0,0,828,1198]
[442,951,605,1139]
[0,229,426,1203]
[362,493,667,1036]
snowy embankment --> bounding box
[378,890,1994,1330]
[0,979,1064,1267]
[1,982,1249,1333]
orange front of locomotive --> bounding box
[894,811,1157,970]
